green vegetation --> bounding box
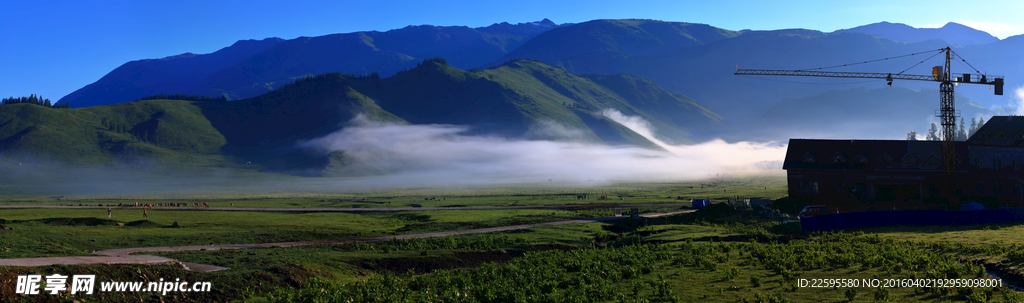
[134,93,227,102]
[2,94,64,108]
[0,208,598,259]
[6,176,1024,302]
[0,99,229,165]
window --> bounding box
[995,183,1003,195]
[832,153,847,164]
[801,182,819,194]
[878,153,893,164]
[928,184,940,196]
[901,153,917,166]
[854,153,869,164]
[976,181,985,194]
[802,152,816,163]
[977,158,985,170]
[994,159,1002,171]
[1014,160,1020,172]
[1015,184,1022,195]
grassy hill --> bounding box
[0,100,228,166]
[371,58,721,145]
[2,59,722,177]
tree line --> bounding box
[1,94,68,108]
[291,71,380,85]
[907,117,986,141]
[134,93,227,102]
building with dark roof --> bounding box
[783,116,1024,211]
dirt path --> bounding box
[0,210,693,272]
[0,203,689,212]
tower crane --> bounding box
[735,47,1004,179]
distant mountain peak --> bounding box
[832,21,998,45]
[534,18,556,27]
[942,22,968,28]
[482,19,559,30]
[158,52,198,60]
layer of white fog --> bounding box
[297,109,786,187]
[1,110,788,197]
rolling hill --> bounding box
[0,100,229,166]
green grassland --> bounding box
[0,208,605,259]
[5,176,1024,302]
[0,174,787,205]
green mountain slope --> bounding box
[0,100,228,166]
[371,58,721,145]
[197,74,406,155]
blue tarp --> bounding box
[691,199,710,209]
[960,202,987,211]
[800,208,1024,232]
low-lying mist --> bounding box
[1,110,788,198]
[298,110,787,187]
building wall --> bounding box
[787,169,973,211]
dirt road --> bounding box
[0,203,689,212]
[0,210,693,272]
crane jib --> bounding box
[734,69,1004,95]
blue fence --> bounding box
[800,208,1024,232]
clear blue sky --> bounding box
[2,0,1021,101]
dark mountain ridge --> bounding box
[58,38,285,108]
[58,20,562,108]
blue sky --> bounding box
[2,0,1022,102]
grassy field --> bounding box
[0,174,787,205]
[5,175,1024,302]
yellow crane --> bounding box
[736,47,1004,177]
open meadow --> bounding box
[3,175,1024,302]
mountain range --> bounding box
[7,18,1020,172]
[59,19,563,108]
[832,22,999,46]
[57,19,1018,125]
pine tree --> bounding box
[927,123,940,141]
[957,117,967,141]
[969,118,978,137]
